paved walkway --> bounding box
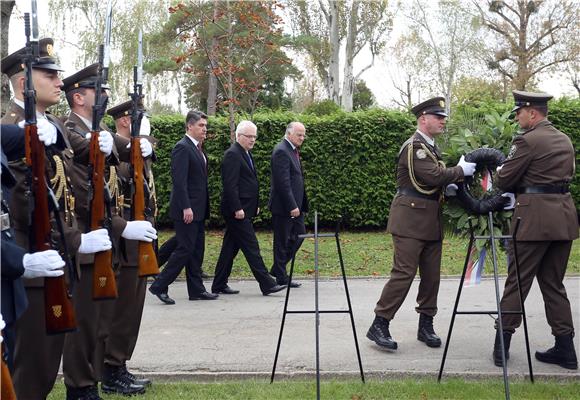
[131,276,579,381]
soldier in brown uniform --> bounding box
[1,39,113,400]
[61,65,157,399]
[366,97,476,351]
[99,100,155,392]
[493,91,578,370]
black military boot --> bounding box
[66,384,102,400]
[101,363,146,396]
[366,316,398,350]
[535,333,578,370]
[493,330,512,367]
[417,313,441,348]
[121,363,152,387]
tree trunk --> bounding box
[206,2,219,116]
[173,72,183,114]
[341,1,358,112]
[1,1,15,117]
[328,1,341,104]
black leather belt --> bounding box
[396,187,440,201]
[517,185,570,194]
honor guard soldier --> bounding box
[1,40,112,400]
[61,65,156,399]
[99,100,155,393]
[366,97,476,352]
[494,91,578,370]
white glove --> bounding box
[0,314,5,343]
[85,131,114,156]
[22,249,65,279]
[140,138,153,157]
[496,165,503,173]
[78,228,112,254]
[457,155,476,177]
[445,183,458,197]
[121,220,157,242]
[501,192,515,210]
[18,118,58,146]
[139,115,151,136]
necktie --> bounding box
[197,142,207,172]
[293,148,300,161]
[245,152,254,172]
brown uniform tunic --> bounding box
[1,101,84,400]
[61,112,131,389]
[497,119,578,335]
[375,131,464,320]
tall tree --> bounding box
[288,0,392,111]
[1,0,15,116]
[475,0,580,90]
[396,0,483,115]
[166,1,298,136]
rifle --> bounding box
[1,341,16,400]
[88,0,117,300]
[23,6,76,334]
[129,29,159,277]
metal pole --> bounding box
[314,212,321,400]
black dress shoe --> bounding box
[262,284,287,296]
[149,287,175,305]
[212,286,240,294]
[189,291,219,300]
[287,281,301,288]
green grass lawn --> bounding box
[158,229,580,278]
[47,378,580,399]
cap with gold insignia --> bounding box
[62,63,109,93]
[411,96,448,118]
[1,38,63,77]
[511,90,553,113]
[107,100,133,120]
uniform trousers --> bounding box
[270,214,306,285]
[63,264,115,388]
[212,217,277,293]
[500,240,574,336]
[375,235,442,320]
[13,287,64,400]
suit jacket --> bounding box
[1,103,84,286]
[220,142,259,218]
[497,119,579,241]
[1,134,28,324]
[169,136,209,221]
[268,139,308,216]
[387,131,464,241]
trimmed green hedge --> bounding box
[148,99,579,228]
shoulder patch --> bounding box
[507,144,517,159]
[416,149,427,159]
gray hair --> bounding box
[235,120,257,138]
[285,121,303,137]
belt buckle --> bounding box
[1,213,10,231]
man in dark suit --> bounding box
[149,110,217,303]
[211,121,286,296]
[494,91,578,369]
[268,121,309,288]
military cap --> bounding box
[1,38,63,77]
[411,97,448,118]
[511,90,553,112]
[62,63,109,93]
[107,100,133,120]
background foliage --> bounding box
[148,99,579,229]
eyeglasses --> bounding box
[240,134,257,140]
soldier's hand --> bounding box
[457,155,476,177]
[445,184,458,197]
[496,164,504,173]
[501,192,515,210]
[79,228,112,254]
[19,118,58,146]
[140,138,153,157]
[86,131,114,156]
[22,249,65,279]
[122,221,158,242]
